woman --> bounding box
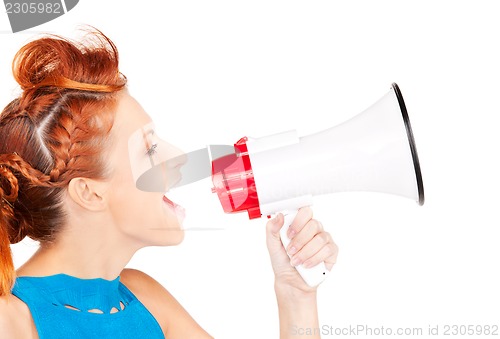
[0,28,338,338]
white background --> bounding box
[2,1,500,338]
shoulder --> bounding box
[0,293,37,339]
[119,269,176,310]
[120,268,164,294]
[120,268,213,339]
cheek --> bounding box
[107,167,181,234]
[112,194,159,239]
[108,178,153,221]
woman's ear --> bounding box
[67,177,109,211]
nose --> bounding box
[161,141,187,169]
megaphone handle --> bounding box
[280,210,329,287]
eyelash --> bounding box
[146,143,158,156]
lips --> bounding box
[163,195,176,208]
[163,194,186,223]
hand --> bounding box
[266,207,339,293]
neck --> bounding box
[17,214,142,281]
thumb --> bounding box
[266,213,285,253]
[266,213,299,278]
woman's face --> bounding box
[105,92,185,247]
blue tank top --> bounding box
[12,274,165,339]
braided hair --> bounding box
[0,28,127,295]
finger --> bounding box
[266,214,287,258]
[287,206,313,239]
[266,213,284,238]
[289,231,332,267]
[302,237,339,271]
[286,219,323,256]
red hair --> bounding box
[0,28,127,296]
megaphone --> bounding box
[211,83,424,287]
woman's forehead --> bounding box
[114,93,153,135]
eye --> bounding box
[146,143,158,156]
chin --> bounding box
[168,229,185,246]
[153,227,185,247]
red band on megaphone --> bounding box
[211,137,262,219]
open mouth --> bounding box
[163,194,186,222]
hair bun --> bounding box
[12,28,125,92]
[13,36,69,90]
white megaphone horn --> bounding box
[211,83,425,287]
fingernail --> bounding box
[288,229,296,239]
[290,256,302,267]
[288,246,297,256]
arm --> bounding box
[0,298,16,339]
[266,207,338,339]
[120,269,213,339]
[0,294,38,339]
[275,284,319,339]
